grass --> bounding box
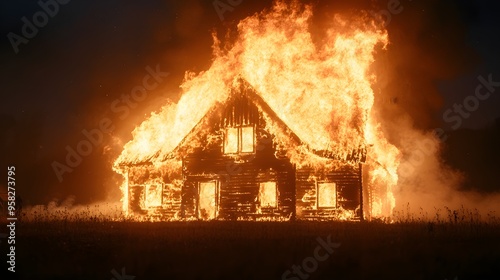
[2,207,500,280]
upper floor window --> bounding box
[224,126,255,154]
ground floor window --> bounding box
[259,181,277,208]
[317,182,337,208]
[145,184,162,208]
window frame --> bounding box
[240,126,255,153]
[223,127,239,154]
[197,180,219,220]
[223,125,255,154]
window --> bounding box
[259,181,277,208]
[241,126,255,153]
[145,184,162,208]
[224,127,239,154]
[224,126,255,154]
[317,182,337,208]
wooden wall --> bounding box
[295,165,362,220]
[125,81,363,221]
[179,86,296,220]
[127,165,182,219]
[181,158,295,220]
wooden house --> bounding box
[117,78,366,221]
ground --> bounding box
[2,220,500,280]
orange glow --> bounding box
[240,126,255,153]
[114,1,401,220]
[198,182,217,220]
[318,183,337,208]
[145,184,162,208]
[259,182,277,208]
[224,127,239,154]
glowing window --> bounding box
[224,126,255,154]
[241,126,255,153]
[318,182,337,208]
[145,184,162,208]
[224,127,239,154]
[199,181,217,220]
[259,181,277,208]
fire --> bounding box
[259,182,278,208]
[317,182,337,208]
[198,181,217,220]
[114,1,401,220]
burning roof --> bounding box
[115,1,401,218]
[116,77,367,166]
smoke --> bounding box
[279,0,500,219]
[114,0,500,220]
[2,0,498,219]
[366,0,500,219]
[390,119,500,220]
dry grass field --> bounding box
[1,208,500,280]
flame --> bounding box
[114,1,401,220]
[144,184,162,208]
[259,182,278,208]
[198,182,217,220]
[317,182,337,208]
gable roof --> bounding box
[171,77,302,153]
[117,77,365,166]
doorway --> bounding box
[198,181,218,220]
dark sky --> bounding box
[0,0,499,205]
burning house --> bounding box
[116,78,365,221]
[114,1,400,221]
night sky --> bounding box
[1,0,499,206]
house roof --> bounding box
[168,77,303,158]
[117,77,365,166]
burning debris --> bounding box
[114,1,400,221]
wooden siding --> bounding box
[181,157,295,220]
[179,87,295,220]
[127,165,182,218]
[125,79,363,221]
[295,165,362,220]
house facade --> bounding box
[118,78,365,221]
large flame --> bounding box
[114,1,400,219]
